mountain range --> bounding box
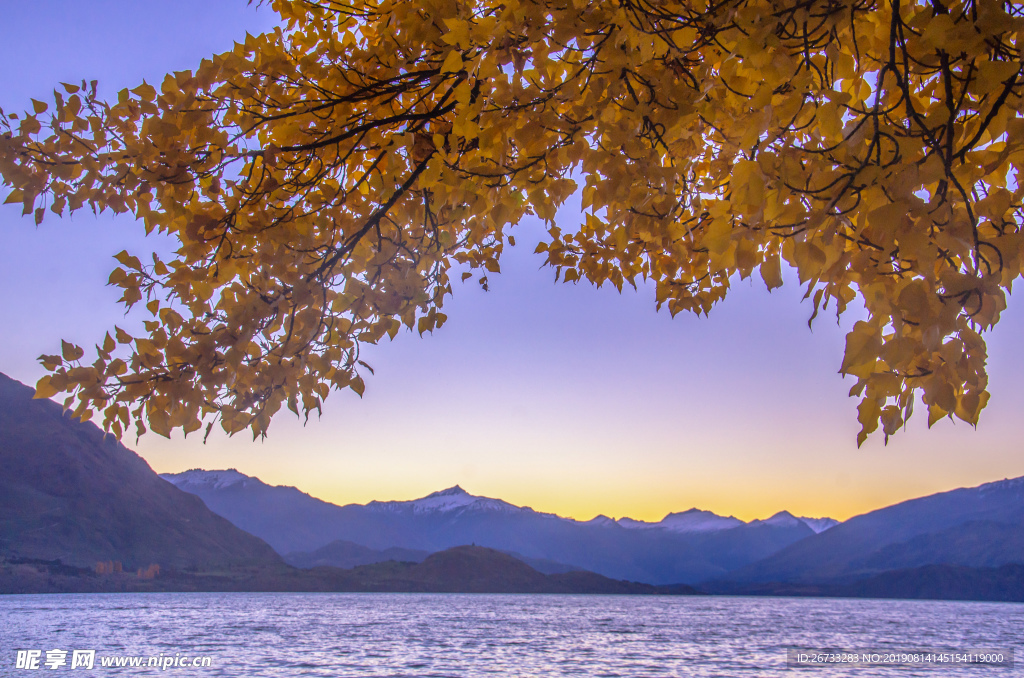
[161,469,838,584]
[163,468,1024,594]
[3,366,1022,601]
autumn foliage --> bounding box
[1,0,1022,444]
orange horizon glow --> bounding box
[148,442,1022,526]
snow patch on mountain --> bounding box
[799,517,840,533]
[977,476,1024,496]
[750,510,803,528]
[660,508,745,533]
[748,511,839,533]
[162,468,252,490]
[617,508,744,533]
[616,517,657,529]
[618,508,839,534]
[367,485,527,515]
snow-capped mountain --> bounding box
[366,485,526,515]
[166,468,251,490]
[748,510,837,533]
[618,508,744,533]
[752,510,805,529]
[799,516,841,534]
[750,511,840,534]
[617,508,836,534]
[661,508,746,532]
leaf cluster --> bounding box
[1,0,1022,443]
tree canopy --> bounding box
[1,0,1022,444]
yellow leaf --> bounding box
[441,50,463,74]
[731,160,764,211]
[840,322,881,378]
[34,376,60,400]
[131,82,156,101]
[760,254,782,290]
[61,340,84,362]
[350,375,365,396]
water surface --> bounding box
[2,593,1020,676]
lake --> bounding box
[2,594,1020,676]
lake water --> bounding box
[1,594,1020,676]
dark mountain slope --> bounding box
[844,563,1024,602]
[0,374,281,570]
[160,469,359,556]
[719,476,1024,584]
[283,539,581,575]
[284,540,431,569]
[1,545,699,595]
[855,520,1024,572]
[326,546,699,594]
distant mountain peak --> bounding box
[162,468,253,490]
[660,508,745,533]
[618,508,745,533]
[752,511,802,528]
[800,516,840,534]
[748,510,839,534]
[364,485,526,515]
[425,485,469,498]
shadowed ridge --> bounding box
[408,545,550,592]
[715,476,1024,585]
[284,540,431,569]
[342,545,700,594]
[0,373,281,570]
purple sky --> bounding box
[1,1,1022,522]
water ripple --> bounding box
[1,593,1021,676]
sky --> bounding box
[1,1,1022,524]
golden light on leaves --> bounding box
[1,0,1022,446]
